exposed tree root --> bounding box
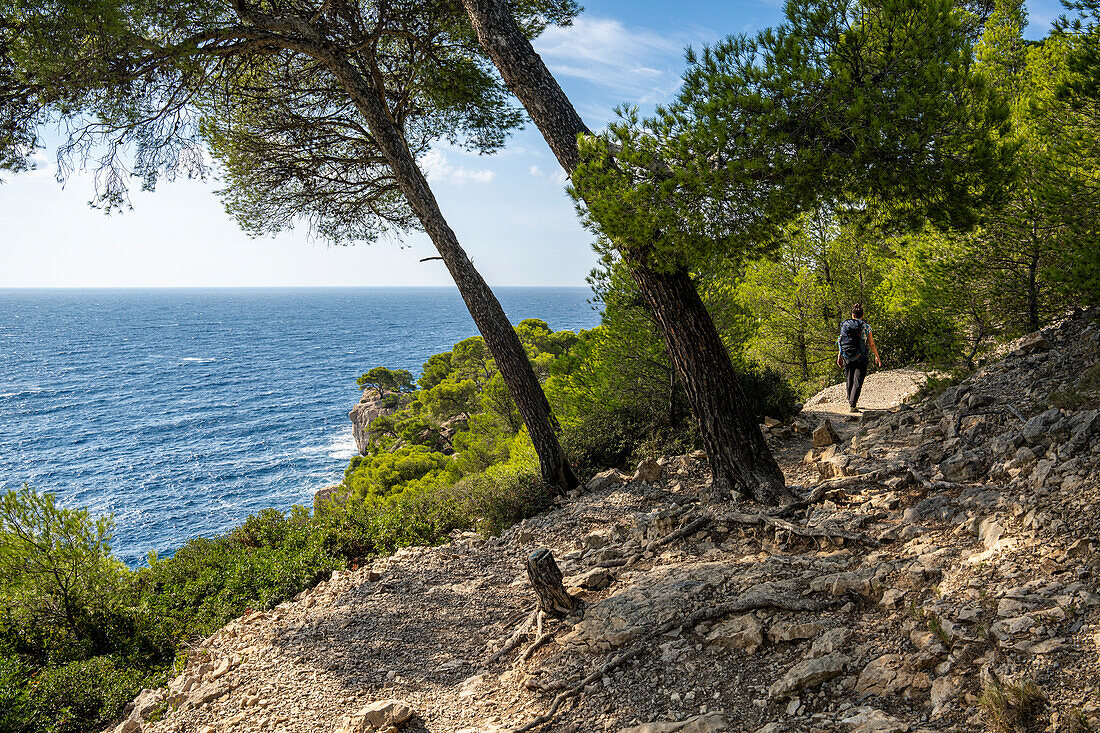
[505,583,832,732]
[486,607,537,665]
[720,510,879,546]
[646,514,711,551]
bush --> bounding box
[27,655,149,733]
[0,654,32,733]
[138,507,342,641]
[874,309,964,366]
[735,363,801,421]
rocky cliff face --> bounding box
[349,393,407,456]
[113,307,1100,733]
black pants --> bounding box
[845,356,868,408]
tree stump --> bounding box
[527,548,582,618]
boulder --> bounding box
[705,614,765,654]
[768,653,849,699]
[569,568,613,591]
[1015,333,1053,355]
[178,682,229,712]
[855,654,914,697]
[930,675,962,715]
[810,628,853,658]
[587,468,630,492]
[939,451,984,482]
[633,458,664,483]
[813,419,842,448]
[338,699,416,733]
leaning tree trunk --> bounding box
[321,51,578,492]
[460,0,789,503]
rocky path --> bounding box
[116,308,1100,733]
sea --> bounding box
[0,287,600,566]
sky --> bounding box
[0,0,1067,288]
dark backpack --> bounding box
[839,319,866,361]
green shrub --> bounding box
[735,363,801,421]
[28,655,148,733]
[137,506,341,640]
[874,309,964,366]
[0,654,32,733]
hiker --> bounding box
[836,303,881,413]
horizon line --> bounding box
[0,284,593,291]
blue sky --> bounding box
[0,1,1066,288]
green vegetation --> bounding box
[7,0,1100,730]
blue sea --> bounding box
[0,287,600,566]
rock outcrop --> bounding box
[349,393,409,455]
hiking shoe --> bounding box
[849,405,860,413]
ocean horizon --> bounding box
[0,286,600,566]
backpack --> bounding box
[838,319,866,362]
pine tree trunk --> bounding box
[461,0,789,502]
[321,51,578,492]
[626,261,787,501]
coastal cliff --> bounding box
[349,393,405,456]
[113,307,1100,733]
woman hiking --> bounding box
[836,303,881,413]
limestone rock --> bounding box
[587,468,629,492]
[705,614,765,654]
[1016,333,1053,355]
[855,654,914,697]
[768,621,821,644]
[841,707,910,733]
[563,563,743,651]
[338,699,415,733]
[570,568,613,591]
[813,420,842,448]
[350,393,407,456]
[618,712,729,732]
[633,458,664,483]
[178,682,229,712]
[939,451,984,482]
[810,628,853,658]
[113,718,141,733]
[768,653,849,699]
[930,675,962,716]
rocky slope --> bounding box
[114,307,1100,733]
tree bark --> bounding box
[526,548,581,618]
[460,0,789,502]
[319,50,578,491]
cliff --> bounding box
[349,392,407,456]
[113,307,1100,733]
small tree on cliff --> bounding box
[357,367,415,401]
[461,0,1009,503]
[0,0,579,491]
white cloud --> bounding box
[420,149,496,185]
[534,16,700,104]
[529,163,569,186]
